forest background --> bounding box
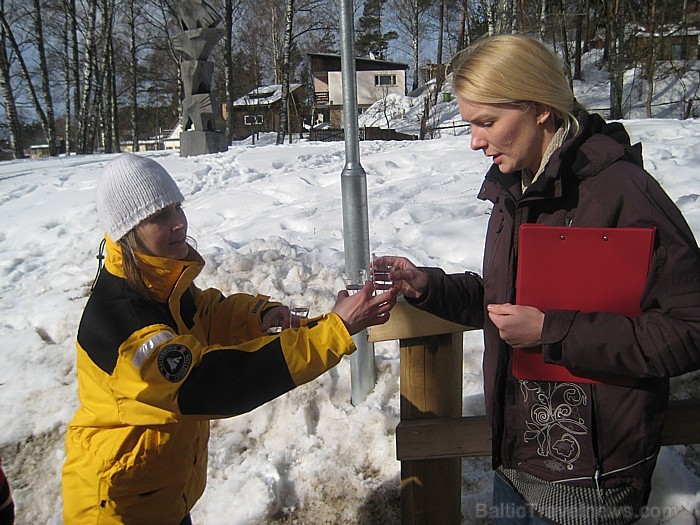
[0,0,696,158]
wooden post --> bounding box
[399,332,463,524]
[370,300,473,525]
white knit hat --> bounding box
[96,153,184,241]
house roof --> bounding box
[307,52,409,72]
[232,84,302,107]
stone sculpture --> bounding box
[174,0,228,157]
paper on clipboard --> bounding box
[513,224,655,384]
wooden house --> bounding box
[307,53,409,129]
[228,84,304,140]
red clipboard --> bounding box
[513,224,656,384]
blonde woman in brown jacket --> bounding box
[377,34,700,525]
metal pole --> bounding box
[338,0,375,405]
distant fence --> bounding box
[309,127,417,142]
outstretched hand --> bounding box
[373,255,428,299]
[260,305,291,332]
[487,303,544,348]
[332,282,398,335]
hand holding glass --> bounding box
[290,300,310,328]
[371,254,395,292]
[342,268,370,296]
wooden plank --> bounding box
[395,399,700,461]
[396,416,491,461]
[368,299,475,343]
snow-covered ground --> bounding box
[1,51,699,524]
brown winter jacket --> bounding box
[408,111,700,501]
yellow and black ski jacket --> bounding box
[62,236,355,524]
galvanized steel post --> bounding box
[338,0,375,405]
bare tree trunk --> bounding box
[582,0,590,53]
[607,0,624,119]
[0,8,54,153]
[644,0,657,118]
[0,0,24,158]
[128,0,140,151]
[87,55,102,151]
[411,2,419,91]
[557,0,572,89]
[271,5,282,84]
[94,0,115,152]
[539,0,547,40]
[457,0,468,50]
[276,0,293,144]
[63,2,73,155]
[419,90,431,139]
[70,0,80,150]
[110,35,121,152]
[78,0,97,153]
[434,0,445,99]
[573,0,584,80]
[517,0,525,32]
[485,0,495,35]
[33,0,58,155]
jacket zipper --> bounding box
[552,452,658,485]
[590,387,604,504]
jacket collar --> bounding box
[478,110,644,204]
[103,235,204,302]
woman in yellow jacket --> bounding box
[62,153,397,525]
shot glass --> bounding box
[371,254,395,293]
[342,268,370,296]
[290,300,310,328]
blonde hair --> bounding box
[452,34,579,136]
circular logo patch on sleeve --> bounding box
[157,344,193,382]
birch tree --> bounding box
[32,0,58,155]
[0,2,57,154]
[0,0,24,158]
[77,0,97,152]
[276,0,293,144]
[61,1,73,154]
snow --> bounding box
[1,56,700,524]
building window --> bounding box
[375,74,397,86]
[244,115,264,125]
[671,44,685,61]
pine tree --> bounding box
[356,0,397,59]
